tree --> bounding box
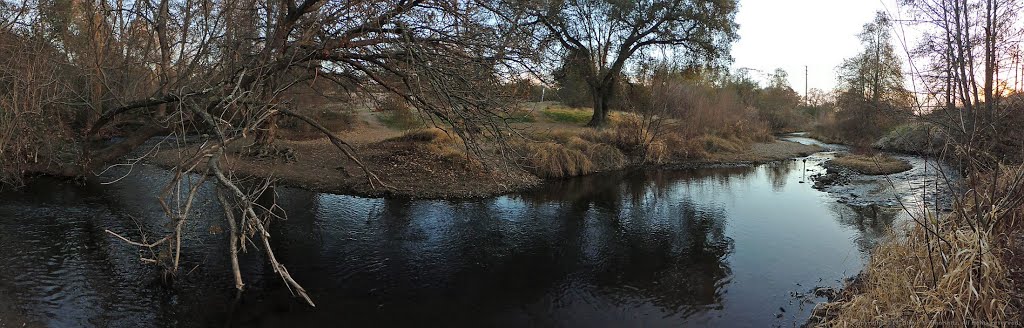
[552,52,594,108]
[1,0,531,305]
[903,0,1022,128]
[838,12,908,110]
[512,0,739,126]
[834,11,911,141]
[758,68,803,131]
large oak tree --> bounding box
[513,0,740,126]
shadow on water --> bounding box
[0,158,901,327]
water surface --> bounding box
[0,159,900,327]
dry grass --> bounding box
[700,135,745,153]
[813,215,1018,327]
[382,128,482,170]
[566,136,627,171]
[514,142,594,178]
[645,140,668,164]
[662,133,708,160]
[385,127,453,144]
[514,129,629,178]
[831,153,912,175]
[815,165,1024,327]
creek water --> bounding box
[0,155,909,327]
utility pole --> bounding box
[805,65,809,105]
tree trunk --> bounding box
[587,85,612,127]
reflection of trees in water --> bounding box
[604,197,734,317]
[765,160,795,191]
[512,170,628,212]
[829,203,901,253]
[249,170,739,324]
[0,167,741,326]
[501,167,740,317]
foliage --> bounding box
[755,69,806,132]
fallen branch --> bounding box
[105,229,171,248]
[209,148,315,306]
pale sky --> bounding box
[732,0,903,94]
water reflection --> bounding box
[829,203,902,253]
[0,159,886,327]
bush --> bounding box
[278,108,357,140]
[872,122,946,155]
[662,134,708,160]
[645,140,668,164]
[565,136,627,171]
[514,142,594,178]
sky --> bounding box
[731,0,903,94]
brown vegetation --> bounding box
[812,166,1024,327]
[815,0,1024,325]
[830,153,912,175]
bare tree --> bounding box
[1,0,531,306]
[833,11,912,143]
[902,0,1022,131]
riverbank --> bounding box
[0,145,877,327]
[144,105,820,199]
[148,134,821,199]
[804,128,1024,326]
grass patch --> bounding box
[502,108,537,123]
[385,127,452,144]
[541,106,593,124]
[378,108,424,130]
[514,142,594,178]
[376,96,424,130]
[700,135,744,153]
[831,153,912,175]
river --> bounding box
[0,150,915,327]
